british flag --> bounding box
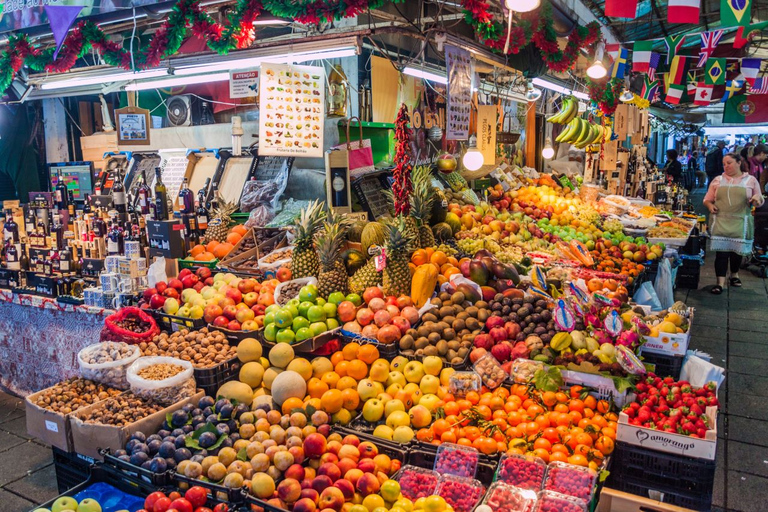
[748,77,768,95]
[698,30,724,68]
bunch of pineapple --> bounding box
[315,211,352,298]
[203,195,238,243]
[290,200,326,279]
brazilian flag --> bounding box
[721,0,751,27]
[705,58,726,85]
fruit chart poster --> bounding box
[445,44,473,140]
[259,63,325,158]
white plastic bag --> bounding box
[274,277,318,305]
[440,274,482,298]
[633,281,663,312]
[127,356,195,405]
[78,342,141,390]
[654,258,675,310]
[147,257,168,288]
[680,354,725,391]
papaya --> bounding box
[411,264,439,308]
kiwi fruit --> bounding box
[477,309,490,322]
[448,349,458,360]
[400,335,414,349]
[406,328,418,338]
[415,337,430,349]
[422,313,438,324]
[417,325,431,338]
[458,347,469,357]
[466,317,480,331]
[447,340,460,351]
[436,321,450,332]
[451,356,463,365]
[423,345,439,357]
[456,312,469,321]
[427,332,442,344]
[439,306,455,318]
[451,292,465,304]
[475,300,489,309]
[443,328,456,341]
[442,316,456,326]
[436,340,449,356]
[439,292,451,301]
[453,319,466,331]
[465,306,479,317]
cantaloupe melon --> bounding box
[236,338,263,363]
[239,361,265,388]
[270,371,307,405]
[263,367,283,389]
[217,381,254,404]
[286,358,312,381]
[269,343,294,368]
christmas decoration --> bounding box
[586,77,624,116]
[392,104,413,216]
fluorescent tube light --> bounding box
[174,47,357,75]
[402,66,448,85]
[40,69,168,90]
[125,73,230,91]
[532,77,589,100]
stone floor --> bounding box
[1,192,767,511]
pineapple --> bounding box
[382,218,412,297]
[383,188,418,249]
[349,256,382,294]
[316,217,350,298]
[411,166,436,248]
[204,194,238,243]
[290,200,326,279]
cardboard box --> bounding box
[642,309,694,356]
[617,406,717,460]
[70,390,204,459]
[597,487,695,512]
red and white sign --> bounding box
[230,69,259,99]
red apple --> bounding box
[222,305,238,320]
[143,287,158,301]
[218,297,236,309]
[213,315,229,327]
[226,288,243,304]
[193,282,205,292]
[251,304,266,316]
[150,294,167,309]
[181,275,199,289]
[235,308,255,324]
[237,279,256,294]
[168,278,183,292]
[227,320,241,331]
[179,268,193,279]
[163,288,180,300]
[196,267,212,280]
[243,292,259,307]
[155,281,168,294]
[204,277,214,286]
[204,305,223,324]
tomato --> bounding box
[185,487,209,509]
[153,497,173,512]
[169,499,194,512]
[213,505,230,512]
[169,492,182,502]
[145,492,168,512]
[194,509,213,512]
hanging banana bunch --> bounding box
[554,117,608,149]
[545,96,579,125]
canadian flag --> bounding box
[694,82,713,106]
[668,0,700,24]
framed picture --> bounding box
[115,106,151,145]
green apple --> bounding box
[299,285,318,302]
[403,361,425,383]
[163,297,179,315]
[292,316,310,332]
[295,327,314,341]
[181,288,198,304]
[266,304,281,315]
[362,398,384,422]
[326,318,340,330]
[264,311,276,325]
[188,305,204,320]
[322,302,337,319]
[298,301,314,318]
[386,371,406,387]
[345,293,362,306]
[264,323,279,342]
[51,497,79,512]
[309,321,328,336]
[327,291,346,305]
[76,499,102,512]
[284,303,298,319]
[384,399,405,417]
[274,309,293,328]
[307,305,327,323]
[314,297,326,307]
[276,328,296,344]
[419,375,440,395]
[288,298,300,307]
[177,305,192,318]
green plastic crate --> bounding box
[337,120,395,165]
[178,258,219,270]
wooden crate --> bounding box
[597,488,699,512]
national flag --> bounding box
[706,58,726,85]
[633,41,655,73]
[698,30,724,67]
[605,43,622,58]
[723,93,768,123]
[648,52,661,80]
[734,21,768,48]
[722,80,744,102]
[611,48,628,79]
[740,58,761,86]
[605,0,638,18]
[666,55,688,90]
[663,35,686,65]
[665,84,686,104]
[748,78,768,95]
[641,76,660,101]
[694,82,713,105]
[668,0,700,23]
[721,0,751,27]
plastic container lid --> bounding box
[482,481,538,512]
[543,461,597,503]
[396,465,440,501]
[434,443,480,478]
[533,490,587,512]
[510,359,546,384]
[495,453,547,490]
[435,475,485,512]
[472,353,508,389]
[449,371,482,398]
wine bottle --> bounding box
[137,175,151,215]
[178,177,195,214]
[3,209,19,243]
[55,169,69,211]
[196,178,210,231]
[112,167,126,215]
[154,168,168,220]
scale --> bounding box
[209,148,294,207]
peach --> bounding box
[289,446,305,464]
[333,478,355,500]
[373,454,391,475]
[376,471,389,486]
[356,459,376,474]
[320,453,339,465]
[285,464,306,481]
[355,473,380,496]
[303,433,327,459]
[327,440,342,456]
[304,467,316,481]
[311,475,333,494]
[318,462,341,482]
[336,457,357,477]
[319,486,345,511]
[342,434,360,446]
[358,442,378,459]
[317,424,331,437]
[277,479,302,504]
[300,488,320,503]
[294,498,317,512]
[267,498,286,510]
[343,468,364,486]
[338,445,360,463]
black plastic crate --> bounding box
[340,331,398,359]
[608,442,716,495]
[607,477,712,511]
[330,425,411,463]
[53,447,93,493]
[172,470,247,504]
[100,448,172,487]
[641,351,684,379]
[399,349,470,371]
[152,309,206,332]
[407,444,499,484]
[194,356,241,398]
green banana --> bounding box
[561,99,578,124]
[557,118,578,142]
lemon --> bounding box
[363,494,386,512]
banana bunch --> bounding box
[546,96,578,124]
[555,118,608,149]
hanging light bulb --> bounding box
[586,60,607,79]
[619,76,634,102]
[525,79,542,102]
[462,135,484,171]
[542,138,555,159]
[504,0,540,12]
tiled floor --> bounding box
[1,191,767,511]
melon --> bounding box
[263,367,283,389]
[361,222,386,256]
[432,223,454,242]
[239,361,265,388]
[217,381,254,405]
[444,213,461,234]
[347,220,366,243]
[236,338,263,363]
[269,343,294,368]
[270,370,307,405]
[342,249,367,274]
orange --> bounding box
[569,399,585,414]
[307,378,329,399]
[425,247,435,260]
[304,398,322,411]
[568,454,589,467]
[282,397,304,415]
[346,360,368,381]
[533,438,552,451]
[190,244,206,257]
[541,391,557,407]
[411,249,429,266]
[321,389,343,414]
[465,391,480,405]
[596,400,611,414]
[206,240,220,253]
[197,252,216,261]
[549,451,568,463]
[226,232,242,245]
[440,431,457,444]
[341,389,360,410]
[335,376,358,390]
[321,371,341,389]
[335,361,350,377]
[430,251,448,267]
[231,224,248,237]
[533,448,550,463]
[342,343,360,361]
[213,242,234,259]
[595,436,615,455]
[331,352,345,367]
[357,345,379,365]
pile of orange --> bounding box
[189,225,249,261]
[409,249,461,285]
[415,384,617,471]
[591,252,644,284]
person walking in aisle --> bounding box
[663,149,684,185]
[746,144,768,181]
[705,141,726,185]
[703,153,765,294]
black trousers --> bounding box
[714,251,742,277]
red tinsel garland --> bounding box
[392,104,413,216]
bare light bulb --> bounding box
[586,60,607,79]
[542,138,555,159]
[504,0,540,12]
[462,137,484,171]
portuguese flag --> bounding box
[723,94,768,124]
